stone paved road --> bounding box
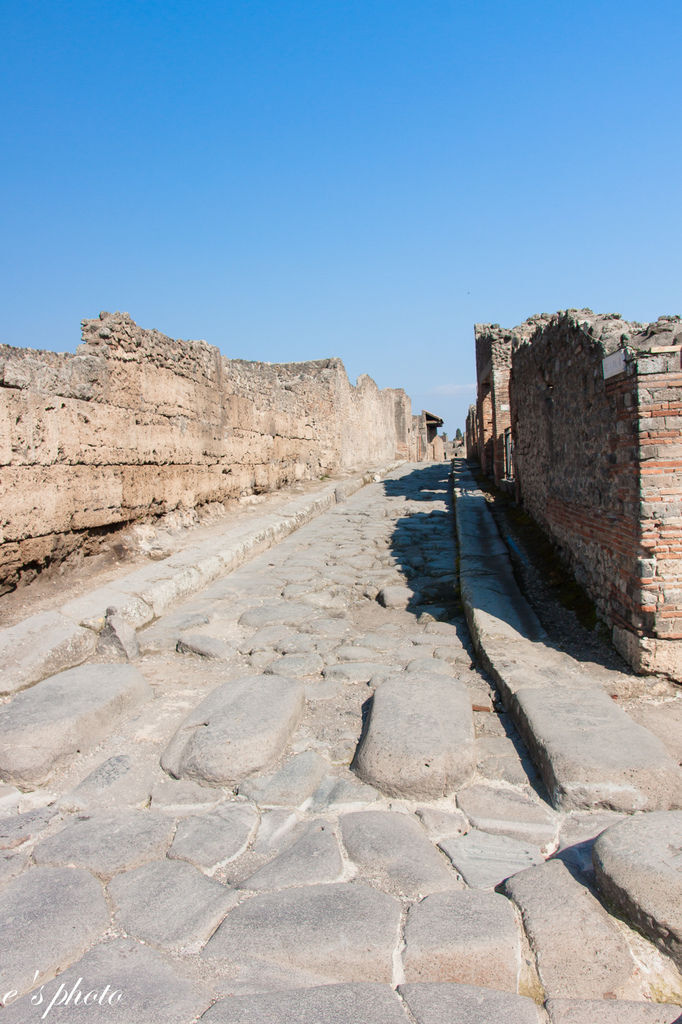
[0,463,681,1023]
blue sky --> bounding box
[2,1,681,434]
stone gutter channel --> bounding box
[451,460,681,814]
[0,463,402,697]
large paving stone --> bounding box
[340,810,457,898]
[456,783,557,848]
[33,810,174,878]
[405,657,453,676]
[627,700,682,764]
[0,849,28,888]
[151,775,226,814]
[250,808,305,856]
[336,643,389,661]
[310,773,381,810]
[399,983,542,1023]
[1,938,211,1023]
[0,664,151,787]
[545,999,682,1023]
[0,782,21,814]
[353,673,475,799]
[509,684,682,811]
[323,661,393,684]
[58,754,154,813]
[301,615,351,638]
[202,882,401,982]
[276,632,327,655]
[239,821,343,890]
[176,633,234,660]
[0,808,56,850]
[438,829,544,889]
[415,806,469,839]
[169,802,258,872]
[200,984,409,1023]
[161,674,304,787]
[240,624,294,653]
[238,750,329,806]
[265,652,324,677]
[0,866,109,997]
[239,601,319,628]
[0,610,96,695]
[377,585,419,609]
[108,859,235,951]
[503,858,635,999]
[403,891,520,990]
[592,811,682,968]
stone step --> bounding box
[509,683,682,812]
[353,672,475,799]
[0,663,151,787]
[0,610,96,695]
[453,463,682,812]
[593,810,682,969]
[161,673,305,787]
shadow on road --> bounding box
[382,462,464,629]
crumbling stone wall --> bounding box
[465,404,477,460]
[474,319,544,485]
[509,310,682,679]
[0,312,416,592]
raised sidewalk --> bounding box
[452,461,682,813]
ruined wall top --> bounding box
[507,309,682,358]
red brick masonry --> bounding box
[468,310,682,680]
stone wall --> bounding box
[509,310,682,679]
[0,312,416,592]
[474,319,543,485]
[465,404,477,460]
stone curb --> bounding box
[0,463,401,696]
[452,461,682,813]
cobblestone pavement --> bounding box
[0,463,681,1023]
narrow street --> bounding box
[0,463,680,1023]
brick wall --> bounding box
[617,345,682,676]
[0,312,417,592]
[507,309,682,679]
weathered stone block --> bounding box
[202,882,401,981]
[161,673,305,787]
[593,810,682,969]
[0,663,151,787]
[353,673,475,799]
[0,610,96,695]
